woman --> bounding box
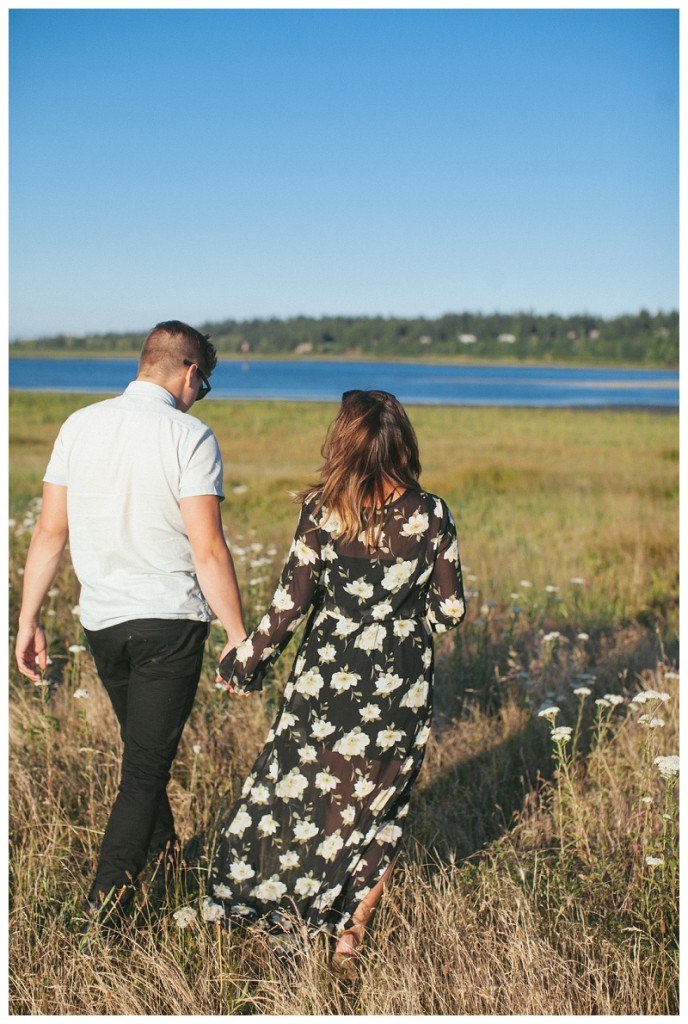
[207,390,465,976]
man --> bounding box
[15,320,246,926]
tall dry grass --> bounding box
[7,395,678,1015]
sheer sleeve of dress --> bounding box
[425,500,466,634]
[218,500,322,693]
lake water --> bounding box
[8,357,679,409]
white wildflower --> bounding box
[577,632,589,641]
[173,906,197,929]
[537,703,560,723]
[645,856,664,867]
[201,900,224,923]
[632,690,670,705]
[603,693,624,706]
[550,726,573,742]
[638,715,665,729]
[654,755,679,780]
[73,688,89,700]
[572,686,592,698]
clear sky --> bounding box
[8,5,679,338]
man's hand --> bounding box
[16,622,48,682]
[216,638,251,697]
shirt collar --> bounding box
[124,380,177,408]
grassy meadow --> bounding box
[8,392,679,1015]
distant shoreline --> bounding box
[7,350,677,372]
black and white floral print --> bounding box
[206,489,465,939]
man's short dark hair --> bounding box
[140,320,218,378]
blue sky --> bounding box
[8,6,679,338]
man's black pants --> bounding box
[84,618,209,906]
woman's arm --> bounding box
[218,500,323,693]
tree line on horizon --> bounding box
[10,309,679,365]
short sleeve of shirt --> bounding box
[43,426,68,487]
[179,428,224,500]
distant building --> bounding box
[498,333,516,343]
[419,335,432,345]
[567,331,577,340]
[294,342,313,354]
[240,341,250,353]
[458,333,477,344]
[588,329,600,340]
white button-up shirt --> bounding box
[44,380,224,631]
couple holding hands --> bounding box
[15,320,465,976]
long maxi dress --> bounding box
[207,488,465,941]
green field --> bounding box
[8,393,679,1014]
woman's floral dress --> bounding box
[207,488,465,940]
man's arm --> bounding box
[16,483,69,681]
[180,494,247,660]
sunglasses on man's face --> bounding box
[183,360,212,400]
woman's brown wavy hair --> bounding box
[298,389,421,546]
